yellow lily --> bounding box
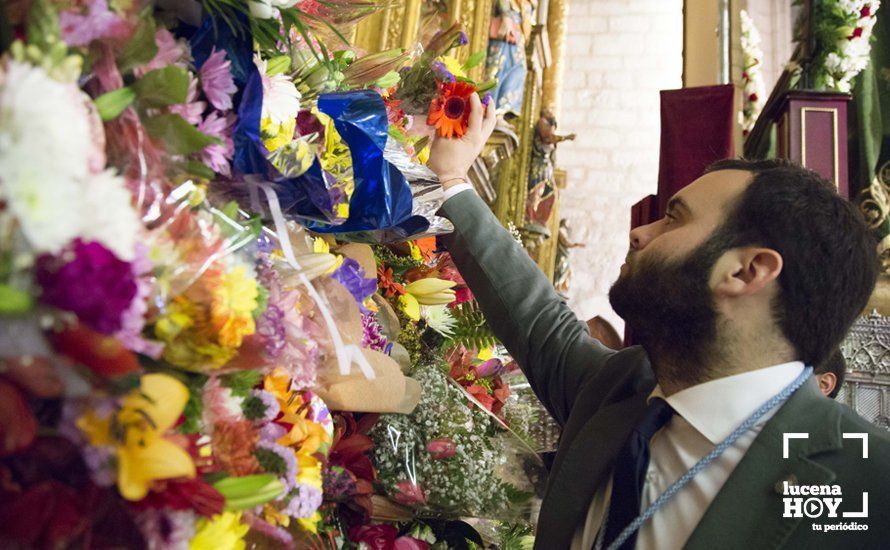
[405,278,457,306]
[114,373,196,501]
[398,293,421,321]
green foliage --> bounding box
[372,244,422,275]
[496,522,535,550]
[220,370,262,398]
[180,372,209,434]
[94,87,137,121]
[446,301,498,351]
[117,9,158,73]
[144,114,221,155]
[132,66,191,107]
[26,0,60,53]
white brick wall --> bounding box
[556,0,683,333]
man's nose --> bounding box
[629,221,659,251]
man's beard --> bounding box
[608,236,728,388]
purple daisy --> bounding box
[197,111,235,176]
[200,48,237,111]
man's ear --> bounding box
[712,247,783,298]
[817,373,837,397]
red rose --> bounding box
[849,27,864,39]
[748,92,758,102]
[349,523,399,549]
[861,5,871,18]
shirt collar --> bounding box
[649,362,806,444]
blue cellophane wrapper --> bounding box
[188,15,336,224]
[305,91,453,243]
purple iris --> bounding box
[331,258,377,313]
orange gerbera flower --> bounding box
[427,80,476,138]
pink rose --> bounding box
[426,438,457,460]
[393,480,427,506]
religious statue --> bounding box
[484,0,534,115]
[553,218,584,293]
[526,106,575,227]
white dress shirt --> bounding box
[570,362,806,550]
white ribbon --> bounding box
[249,177,375,380]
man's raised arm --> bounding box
[429,94,615,425]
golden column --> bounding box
[541,0,568,117]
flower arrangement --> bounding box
[0,1,528,548]
[369,363,530,517]
[392,23,496,139]
[739,10,766,136]
[810,0,882,92]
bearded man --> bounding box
[427,94,890,549]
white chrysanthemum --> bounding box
[0,61,139,259]
[421,305,457,337]
[254,54,301,126]
[0,61,93,253]
[81,169,141,260]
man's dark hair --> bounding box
[815,349,847,399]
[703,158,878,368]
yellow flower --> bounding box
[277,414,330,456]
[264,368,293,406]
[416,144,430,164]
[155,296,235,369]
[103,374,196,501]
[477,347,494,361]
[398,293,421,321]
[190,511,250,550]
[296,453,323,489]
[408,242,422,261]
[209,266,259,348]
[297,511,323,534]
[263,504,291,528]
[438,55,467,78]
[262,116,297,152]
[405,278,457,305]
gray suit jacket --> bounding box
[440,191,890,549]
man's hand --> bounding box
[428,93,497,190]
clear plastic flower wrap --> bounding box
[368,362,545,521]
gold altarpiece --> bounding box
[353,0,571,281]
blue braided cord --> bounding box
[599,366,814,550]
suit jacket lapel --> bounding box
[685,378,842,550]
[534,392,649,549]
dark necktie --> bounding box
[601,397,676,550]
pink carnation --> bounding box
[200,48,237,111]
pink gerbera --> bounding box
[200,48,237,111]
